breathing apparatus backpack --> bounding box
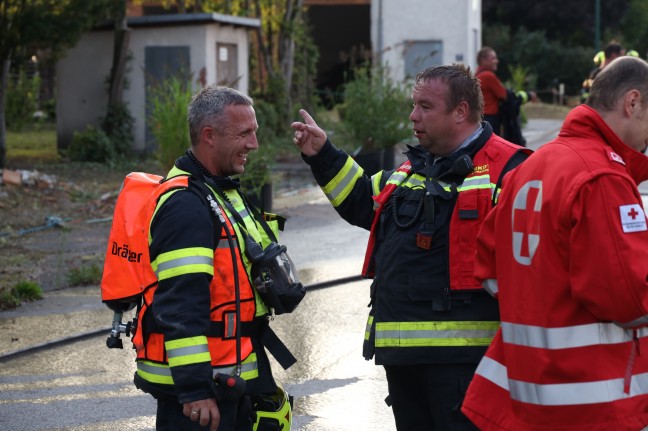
[101,172,191,349]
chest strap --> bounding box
[362,161,412,278]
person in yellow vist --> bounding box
[133,86,298,431]
[291,64,530,430]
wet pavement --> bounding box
[1,116,647,430]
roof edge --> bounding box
[96,12,261,30]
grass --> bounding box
[6,123,60,164]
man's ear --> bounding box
[455,100,469,123]
[201,126,216,147]
[624,89,642,117]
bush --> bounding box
[68,263,102,287]
[102,101,134,157]
[335,64,412,153]
[67,125,115,162]
[13,280,43,301]
[0,280,43,310]
[147,76,193,170]
[6,69,41,132]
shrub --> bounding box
[0,280,43,310]
[67,125,115,162]
[6,69,41,132]
[335,64,412,154]
[13,280,43,302]
[0,291,20,310]
[102,101,134,157]
[67,263,102,287]
[147,76,193,170]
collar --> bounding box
[176,153,241,190]
[404,123,489,173]
[561,105,648,183]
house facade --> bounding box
[372,0,481,81]
[56,13,259,152]
[306,0,481,99]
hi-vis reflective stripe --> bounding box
[322,156,363,207]
[152,247,213,280]
[166,336,211,367]
[375,321,499,347]
[476,356,648,406]
[501,322,648,349]
[212,353,259,381]
[482,279,498,297]
[136,354,261,385]
[137,361,174,385]
[365,315,374,340]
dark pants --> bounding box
[483,115,501,136]
[156,397,252,431]
[384,363,479,431]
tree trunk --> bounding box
[107,1,129,109]
[0,59,9,169]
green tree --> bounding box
[0,0,112,168]
[621,0,648,60]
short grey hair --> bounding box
[587,56,648,112]
[187,85,253,146]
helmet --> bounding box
[253,383,293,431]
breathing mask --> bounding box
[247,239,305,315]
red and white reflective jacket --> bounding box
[462,104,648,431]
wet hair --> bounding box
[415,63,484,123]
[476,46,495,65]
[187,85,253,146]
[587,56,648,112]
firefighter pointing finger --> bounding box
[292,64,531,430]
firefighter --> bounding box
[132,86,296,431]
[462,56,648,431]
[291,64,530,430]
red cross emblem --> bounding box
[512,181,543,265]
[627,207,640,220]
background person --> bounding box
[291,64,530,431]
[462,56,648,431]
[133,86,295,431]
[581,41,625,103]
[475,46,536,146]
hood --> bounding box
[559,104,648,184]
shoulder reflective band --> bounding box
[322,156,363,207]
[375,321,499,347]
[501,322,648,349]
[152,247,214,281]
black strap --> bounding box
[208,319,296,370]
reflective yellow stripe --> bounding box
[364,315,374,340]
[152,247,213,280]
[137,361,174,385]
[375,321,499,347]
[212,353,259,381]
[166,336,211,367]
[322,156,363,207]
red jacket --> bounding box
[476,67,507,116]
[462,104,648,430]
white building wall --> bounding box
[371,0,481,82]
[56,22,253,152]
[125,25,207,152]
